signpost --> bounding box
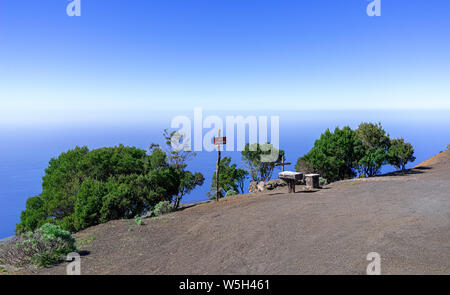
[214,130,226,202]
[213,136,226,145]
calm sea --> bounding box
[1,110,449,238]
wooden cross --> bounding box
[275,155,291,172]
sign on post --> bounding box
[214,137,226,145]
[214,132,226,202]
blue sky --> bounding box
[1,0,449,125]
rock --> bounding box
[257,181,266,192]
[249,181,259,193]
[265,179,287,190]
[249,179,288,193]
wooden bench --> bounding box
[278,171,303,193]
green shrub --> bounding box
[319,177,328,186]
[299,126,363,182]
[16,145,182,234]
[447,144,450,151]
[296,155,314,174]
[225,190,237,197]
[153,201,173,216]
[0,223,76,268]
[135,217,144,226]
[297,123,407,181]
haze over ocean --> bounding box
[1,110,449,238]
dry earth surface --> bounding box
[18,151,450,275]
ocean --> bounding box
[1,110,449,238]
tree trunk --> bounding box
[174,196,181,209]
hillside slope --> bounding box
[27,152,450,275]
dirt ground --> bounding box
[23,151,450,275]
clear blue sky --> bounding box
[1,0,449,124]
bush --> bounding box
[447,144,450,151]
[299,126,363,182]
[153,201,173,216]
[135,217,144,226]
[225,190,237,197]
[17,145,182,234]
[319,177,328,186]
[297,123,405,182]
[0,223,76,268]
[296,155,314,174]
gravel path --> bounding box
[23,151,450,275]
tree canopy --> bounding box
[355,122,391,177]
[387,138,416,172]
[298,126,363,182]
[208,157,248,199]
[296,122,416,182]
[16,144,188,234]
[241,143,285,183]
[157,129,204,209]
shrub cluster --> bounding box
[0,223,75,268]
[153,201,173,216]
[319,177,328,186]
[16,145,181,234]
[297,123,416,182]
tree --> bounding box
[298,126,363,182]
[16,196,47,234]
[387,138,416,173]
[175,171,204,209]
[208,157,248,199]
[296,154,314,174]
[17,144,180,233]
[235,168,248,194]
[158,129,204,209]
[241,143,285,182]
[355,122,390,177]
